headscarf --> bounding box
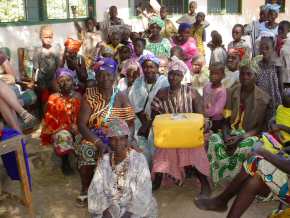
[120,59,143,76]
[178,23,192,32]
[228,47,246,60]
[239,55,263,74]
[93,56,117,75]
[260,5,269,12]
[139,53,160,66]
[266,3,280,13]
[148,16,165,29]
[64,38,82,53]
[168,56,188,75]
[55,67,76,80]
[106,119,130,137]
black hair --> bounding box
[134,37,146,47]
[109,5,117,11]
[118,45,131,53]
[279,20,290,30]
[212,32,223,47]
[209,62,225,72]
[160,5,168,11]
[260,36,275,48]
[196,12,205,18]
[233,24,245,34]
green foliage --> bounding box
[0,0,25,22]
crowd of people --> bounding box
[1,1,290,217]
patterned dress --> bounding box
[145,38,172,58]
[41,93,81,156]
[151,85,210,183]
[256,61,282,117]
[76,87,135,168]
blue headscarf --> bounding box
[266,3,280,13]
[139,53,160,66]
[93,56,117,75]
[178,23,192,32]
[55,67,76,80]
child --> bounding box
[191,12,206,57]
[209,31,227,66]
[117,45,132,74]
[160,6,177,39]
[159,56,169,75]
[257,36,282,119]
[259,3,280,37]
[105,31,123,55]
[228,24,251,58]
[182,55,209,95]
[33,25,61,114]
[203,62,227,132]
[132,38,153,60]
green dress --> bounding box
[145,38,171,58]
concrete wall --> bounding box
[0,0,289,69]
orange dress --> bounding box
[41,93,81,145]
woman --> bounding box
[62,38,87,93]
[88,119,157,218]
[129,54,169,163]
[172,23,199,70]
[259,4,280,37]
[145,17,172,58]
[151,58,211,197]
[207,56,271,184]
[41,68,81,175]
[77,57,135,207]
[195,137,290,218]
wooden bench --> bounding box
[0,135,35,217]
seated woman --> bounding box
[207,57,271,184]
[195,90,290,217]
[77,57,135,207]
[88,119,157,218]
[41,68,81,175]
[151,58,210,197]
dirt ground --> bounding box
[0,131,278,218]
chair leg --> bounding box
[16,143,35,218]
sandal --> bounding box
[75,194,88,208]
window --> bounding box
[129,0,188,16]
[46,0,88,19]
[208,0,242,14]
[0,0,26,22]
[265,0,285,13]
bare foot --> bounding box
[198,184,212,198]
[194,197,228,212]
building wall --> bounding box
[0,0,289,69]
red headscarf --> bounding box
[64,38,82,53]
[228,47,245,60]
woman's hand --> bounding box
[224,135,243,156]
[1,74,16,85]
[137,124,150,138]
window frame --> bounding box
[0,0,95,27]
[207,0,242,15]
[128,0,188,17]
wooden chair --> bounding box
[0,135,35,217]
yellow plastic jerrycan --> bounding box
[153,113,205,149]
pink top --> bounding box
[172,37,199,70]
[203,82,227,121]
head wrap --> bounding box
[40,25,53,38]
[120,59,143,76]
[260,5,269,12]
[55,68,76,80]
[93,56,117,75]
[239,55,263,74]
[168,56,188,75]
[139,53,160,66]
[178,23,192,32]
[148,16,165,29]
[106,119,130,137]
[64,38,82,53]
[102,46,114,56]
[228,47,246,60]
[266,3,280,13]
